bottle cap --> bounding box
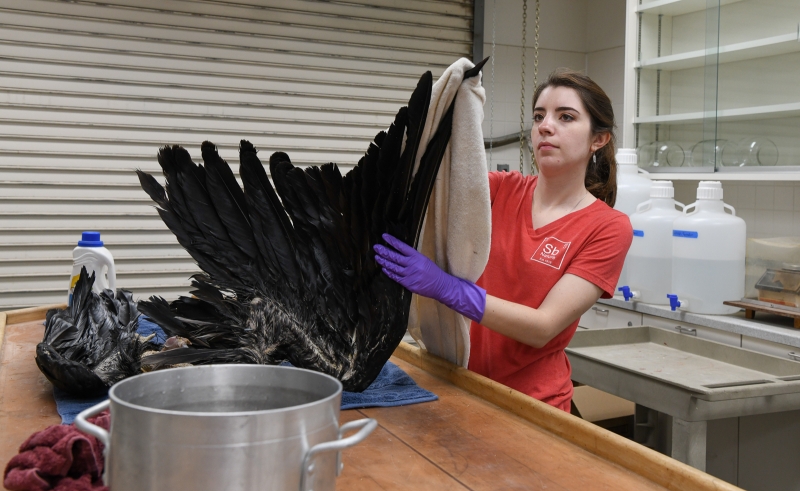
[696,181,723,200]
[650,180,674,199]
[616,148,640,175]
[616,148,637,165]
[78,231,104,247]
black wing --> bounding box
[137,69,461,391]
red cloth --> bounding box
[469,172,632,411]
[4,411,110,491]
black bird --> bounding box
[136,62,486,391]
[35,267,155,397]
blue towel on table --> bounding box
[136,317,168,345]
[55,317,436,424]
[340,360,437,410]
[53,387,107,425]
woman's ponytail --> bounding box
[586,139,617,208]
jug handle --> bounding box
[724,203,736,216]
[635,200,652,214]
[299,418,377,491]
[103,258,116,291]
[75,399,111,485]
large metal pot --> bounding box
[75,364,376,491]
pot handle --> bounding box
[74,400,111,484]
[299,418,377,491]
[75,399,110,447]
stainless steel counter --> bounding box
[599,296,800,348]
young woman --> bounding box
[374,69,632,412]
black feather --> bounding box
[240,145,301,287]
[404,100,456,246]
[200,141,259,266]
[464,57,489,79]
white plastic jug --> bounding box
[614,148,652,291]
[668,182,746,315]
[619,181,685,304]
[68,231,116,306]
[614,148,653,215]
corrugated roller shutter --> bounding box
[0,0,473,309]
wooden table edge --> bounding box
[2,304,65,326]
[0,303,65,353]
[392,342,743,491]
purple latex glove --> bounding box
[373,233,486,323]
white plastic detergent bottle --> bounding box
[668,182,746,314]
[68,231,116,306]
[618,181,685,304]
[614,148,652,291]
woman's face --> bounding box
[531,86,605,177]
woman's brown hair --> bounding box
[531,68,618,207]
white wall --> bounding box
[586,0,627,142]
[480,0,627,173]
[674,181,800,239]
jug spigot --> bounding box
[667,294,681,311]
[618,286,636,302]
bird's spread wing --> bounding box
[137,69,462,391]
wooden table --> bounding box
[338,359,667,491]
[0,307,63,477]
[1,306,742,491]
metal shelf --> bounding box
[636,171,800,181]
[635,102,800,125]
[636,0,743,16]
[637,29,800,71]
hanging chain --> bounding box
[519,0,528,173]
[531,0,540,173]
[489,0,497,170]
[533,0,540,97]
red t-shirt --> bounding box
[468,172,632,411]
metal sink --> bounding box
[566,326,800,421]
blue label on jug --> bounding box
[633,230,644,237]
[673,230,699,238]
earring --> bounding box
[592,153,596,164]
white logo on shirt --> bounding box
[531,236,571,269]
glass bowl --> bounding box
[637,141,685,168]
[690,139,728,167]
[720,137,779,167]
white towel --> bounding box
[406,58,492,367]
